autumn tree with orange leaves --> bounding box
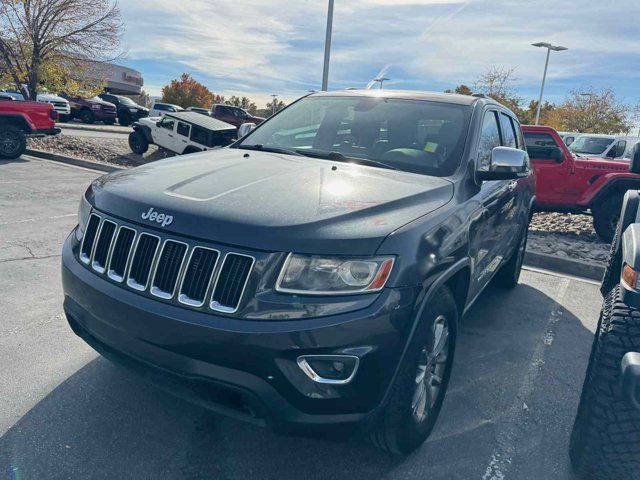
[161,73,217,109]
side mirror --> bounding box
[630,144,640,174]
[238,122,257,138]
[477,146,530,181]
[548,146,564,163]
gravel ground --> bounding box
[530,212,609,265]
[24,136,612,266]
[28,134,172,168]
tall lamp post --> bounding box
[321,0,335,91]
[532,42,568,125]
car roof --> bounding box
[307,89,487,106]
[165,111,236,130]
[153,102,181,108]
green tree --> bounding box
[0,0,122,100]
[445,84,473,95]
[265,98,286,116]
[161,73,215,109]
[226,95,258,115]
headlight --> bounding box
[77,193,92,238]
[129,108,138,113]
[276,254,394,295]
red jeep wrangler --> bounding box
[523,125,640,242]
[0,100,60,160]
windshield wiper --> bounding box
[296,149,399,171]
[237,144,305,157]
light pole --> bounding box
[270,94,278,115]
[321,0,334,91]
[532,42,568,125]
[374,77,390,90]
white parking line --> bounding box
[0,213,76,227]
[481,277,571,480]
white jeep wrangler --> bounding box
[128,111,237,155]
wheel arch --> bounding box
[589,177,640,209]
[0,114,33,133]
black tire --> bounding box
[103,119,116,126]
[0,126,27,159]
[593,195,623,243]
[128,131,149,155]
[118,112,132,126]
[58,114,69,123]
[368,287,458,454]
[601,222,623,296]
[182,147,202,155]
[493,222,529,289]
[79,109,95,124]
[569,285,640,480]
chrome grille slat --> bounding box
[178,247,219,307]
[210,253,255,313]
[91,219,117,273]
[150,240,188,299]
[79,213,101,264]
[107,226,136,282]
[126,233,160,291]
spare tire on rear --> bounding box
[0,125,27,160]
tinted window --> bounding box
[524,132,560,161]
[610,140,626,158]
[154,104,168,111]
[499,113,517,148]
[159,117,174,130]
[513,119,525,150]
[191,125,208,145]
[478,111,501,170]
[239,96,471,176]
[176,122,190,137]
[102,95,116,103]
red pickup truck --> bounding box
[523,125,640,242]
[0,100,60,159]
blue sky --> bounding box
[118,0,640,110]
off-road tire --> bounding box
[103,119,115,126]
[569,285,640,480]
[593,196,624,244]
[57,114,69,123]
[128,131,149,155]
[602,222,623,296]
[368,287,457,455]
[493,222,529,289]
[118,112,132,127]
[0,125,27,159]
[79,109,95,124]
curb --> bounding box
[25,149,125,173]
[57,123,132,135]
[524,250,604,281]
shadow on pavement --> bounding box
[0,281,596,480]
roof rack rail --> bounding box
[472,93,489,98]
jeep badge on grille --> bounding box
[141,207,173,227]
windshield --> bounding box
[238,96,471,176]
[570,136,614,155]
[118,96,135,106]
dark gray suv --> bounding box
[61,90,535,454]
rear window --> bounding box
[191,125,208,145]
[524,132,560,160]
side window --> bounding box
[159,116,175,130]
[524,132,560,161]
[154,104,167,111]
[499,113,517,148]
[611,140,626,158]
[513,119,525,150]
[176,122,190,137]
[191,125,208,145]
[478,111,501,170]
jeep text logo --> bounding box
[141,207,173,227]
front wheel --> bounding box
[0,126,27,159]
[128,131,149,155]
[593,196,623,243]
[79,109,95,124]
[569,286,640,479]
[369,287,457,454]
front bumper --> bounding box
[61,232,417,430]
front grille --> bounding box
[91,220,116,273]
[150,240,188,299]
[179,247,219,306]
[127,233,160,291]
[80,214,101,263]
[108,227,136,281]
[78,213,254,314]
[103,106,116,113]
[210,254,255,313]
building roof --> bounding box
[166,111,236,131]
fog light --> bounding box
[297,355,359,385]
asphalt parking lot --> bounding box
[1,155,602,480]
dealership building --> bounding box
[101,63,144,95]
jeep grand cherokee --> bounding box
[61,90,535,454]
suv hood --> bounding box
[575,155,632,172]
[37,93,68,103]
[89,150,454,254]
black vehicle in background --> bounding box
[62,90,535,454]
[570,144,640,480]
[98,93,149,126]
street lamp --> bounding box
[270,94,278,115]
[321,0,335,91]
[373,77,390,90]
[532,42,568,125]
